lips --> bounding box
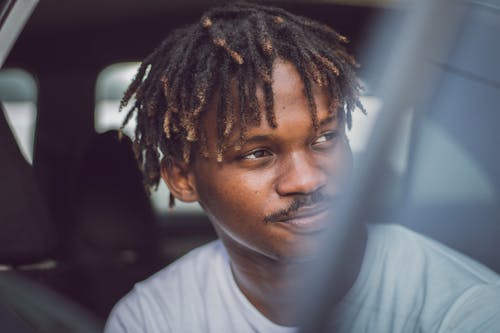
[274,204,333,234]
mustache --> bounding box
[263,191,333,223]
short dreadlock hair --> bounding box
[120,1,365,201]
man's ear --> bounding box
[160,158,199,203]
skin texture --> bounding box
[161,59,354,325]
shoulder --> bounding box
[367,223,499,284]
[438,284,500,332]
[352,224,500,330]
[104,240,226,333]
[135,239,226,295]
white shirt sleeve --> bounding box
[104,289,149,333]
[438,284,500,332]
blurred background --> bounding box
[1,0,499,331]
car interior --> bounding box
[300,1,500,330]
[1,0,499,331]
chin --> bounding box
[273,241,322,264]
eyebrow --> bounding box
[228,116,338,148]
[318,116,336,128]
[241,135,274,145]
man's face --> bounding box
[187,60,352,262]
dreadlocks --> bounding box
[120,1,365,201]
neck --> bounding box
[228,245,306,326]
[220,226,367,327]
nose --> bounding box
[275,152,328,196]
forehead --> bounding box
[269,60,310,103]
[202,59,335,137]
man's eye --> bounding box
[240,149,272,160]
[313,131,338,145]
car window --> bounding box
[0,67,37,163]
[95,62,204,216]
[409,120,496,204]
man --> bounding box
[105,2,500,332]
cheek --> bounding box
[341,143,354,175]
[338,145,354,188]
[198,178,272,251]
[196,168,274,225]
[322,143,353,190]
[333,144,353,174]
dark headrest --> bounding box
[0,104,56,265]
[71,130,156,255]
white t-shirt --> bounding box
[104,224,500,332]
